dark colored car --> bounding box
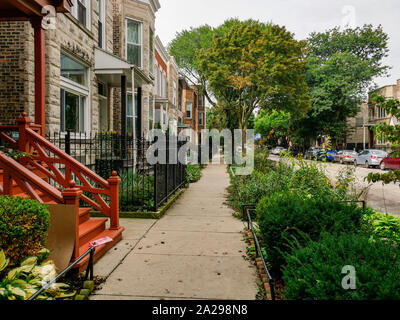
[380,153,400,170]
[316,149,338,162]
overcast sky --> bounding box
[155,0,400,88]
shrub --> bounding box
[186,165,202,183]
[282,233,400,300]
[253,148,272,173]
[0,196,50,271]
[256,192,365,273]
[365,212,400,245]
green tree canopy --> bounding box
[168,20,242,106]
[198,19,311,149]
[255,110,290,145]
[293,25,390,146]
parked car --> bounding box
[380,153,400,170]
[354,149,388,168]
[333,150,358,164]
[304,147,320,160]
[271,146,287,155]
[316,149,338,162]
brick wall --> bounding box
[0,21,33,124]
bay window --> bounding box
[127,92,140,138]
[126,19,142,67]
[186,102,192,119]
[71,0,91,29]
[60,53,89,133]
[98,0,105,48]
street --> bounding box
[269,155,400,216]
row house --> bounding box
[178,77,206,145]
[153,35,180,134]
[0,0,161,139]
[0,0,162,269]
[346,79,400,151]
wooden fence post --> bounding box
[108,171,121,230]
[62,181,83,261]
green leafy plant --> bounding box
[186,165,202,183]
[0,196,50,271]
[282,233,400,300]
[256,192,365,273]
[0,249,75,300]
[365,211,400,245]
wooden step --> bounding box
[78,218,107,246]
[79,207,92,224]
[75,226,124,272]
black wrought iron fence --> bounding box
[47,131,187,212]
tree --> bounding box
[254,110,290,146]
[367,94,400,185]
[293,25,390,147]
[198,19,311,151]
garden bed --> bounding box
[229,148,400,300]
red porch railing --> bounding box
[0,113,121,230]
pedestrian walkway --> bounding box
[91,163,258,300]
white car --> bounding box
[271,146,287,155]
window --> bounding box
[198,93,204,107]
[198,112,203,126]
[162,72,167,98]
[127,92,140,138]
[186,102,192,119]
[149,29,154,75]
[61,54,87,86]
[378,106,386,119]
[71,0,91,29]
[60,53,89,133]
[60,89,85,132]
[149,95,154,130]
[126,19,142,67]
[173,82,177,105]
[98,0,105,48]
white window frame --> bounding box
[186,102,192,119]
[149,28,154,75]
[198,111,203,126]
[126,18,143,68]
[98,0,106,49]
[60,52,90,134]
[71,0,91,30]
[173,82,177,106]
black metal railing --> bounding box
[47,131,187,212]
[247,208,275,301]
[28,246,95,300]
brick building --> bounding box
[346,79,400,151]
[154,35,179,134]
[0,0,161,139]
[178,77,206,145]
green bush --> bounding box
[0,196,50,272]
[253,148,272,173]
[282,233,400,300]
[186,165,202,183]
[256,192,365,273]
[365,212,400,245]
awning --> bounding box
[94,48,152,88]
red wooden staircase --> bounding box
[0,113,124,271]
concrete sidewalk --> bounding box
[91,164,258,300]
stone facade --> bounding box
[112,0,159,136]
[0,0,160,137]
[346,79,400,151]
